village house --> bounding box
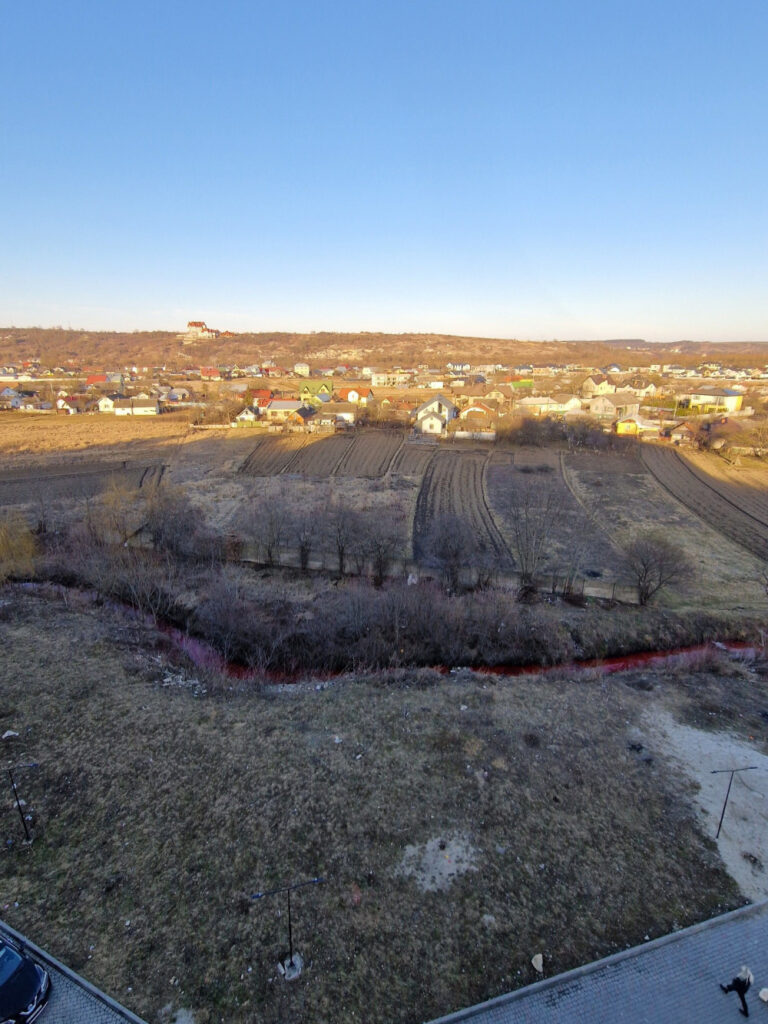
[663,421,700,445]
[335,386,373,405]
[57,395,88,414]
[298,381,333,404]
[319,401,357,426]
[516,395,561,417]
[485,385,516,405]
[90,395,117,413]
[10,390,42,411]
[457,401,497,428]
[452,384,488,404]
[413,394,458,435]
[370,370,411,388]
[614,416,659,437]
[588,394,641,420]
[683,387,744,413]
[185,321,220,340]
[113,399,159,416]
[580,374,616,398]
[286,406,316,430]
[234,407,260,425]
[549,393,583,414]
[263,399,305,423]
[625,378,657,397]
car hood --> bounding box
[0,959,44,1016]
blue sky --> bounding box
[2,0,767,341]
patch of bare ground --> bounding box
[0,588,744,1024]
[563,447,766,613]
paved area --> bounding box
[427,901,768,1024]
[42,965,142,1023]
[0,919,146,1024]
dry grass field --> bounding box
[0,412,192,465]
[562,448,767,613]
[0,588,751,1024]
[485,447,622,584]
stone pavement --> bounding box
[42,966,146,1024]
[426,901,768,1024]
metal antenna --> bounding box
[711,766,758,839]
[252,877,325,980]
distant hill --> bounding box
[2,326,768,371]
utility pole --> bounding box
[251,876,324,980]
[711,766,758,839]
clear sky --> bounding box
[2,0,767,341]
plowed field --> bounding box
[334,431,405,477]
[238,436,309,475]
[390,442,437,477]
[286,434,356,476]
[413,450,511,566]
[640,445,768,561]
[0,462,150,507]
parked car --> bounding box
[0,938,50,1023]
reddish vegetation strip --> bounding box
[641,445,768,560]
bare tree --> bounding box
[367,527,401,587]
[239,487,288,567]
[624,532,694,605]
[327,503,364,576]
[506,482,560,593]
[192,572,250,663]
[353,512,403,587]
[423,513,477,591]
[286,506,318,572]
[98,479,143,544]
[144,483,204,557]
[0,513,36,583]
[751,417,768,458]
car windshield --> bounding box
[0,945,22,986]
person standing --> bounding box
[721,965,754,1017]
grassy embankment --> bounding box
[0,588,754,1024]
